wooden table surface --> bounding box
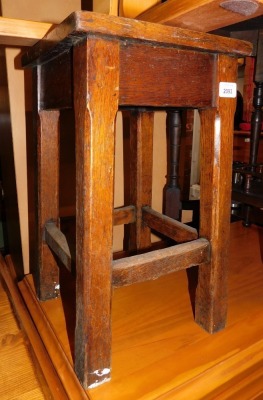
[137,0,263,32]
[1,0,263,48]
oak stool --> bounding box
[22,12,252,389]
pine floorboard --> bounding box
[0,278,49,399]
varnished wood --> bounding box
[250,82,263,167]
[137,0,263,32]
[73,37,119,388]
[113,205,136,226]
[44,206,137,272]
[164,110,182,220]
[124,110,154,251]
[142,206,198,242]
[8,221,263,399]
[120,0,161,18]
[21,11,252,68]
[18,270,90,399]
[119,44,214,108]
[0,255,66,399]
[39,51,72,110]
[0,16,52,46]
[232,188,263,208]
[233,130,263,164]
[0,1,259,50]
[195,55,238,333]
[22,11,251,390]
[36,110,60,301]
[112,238,210,287]
[93,0,119,15]
[44,222,72,272]
[35,42,217,111]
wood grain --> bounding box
[18,274,90,399]
[0,254,66,399]
[119,44,214,108]
[21,11,252,68]
[0,16,52,46]
[137,0,263,32]
[114,205,136,226]
[44,222,72,272]
[112,238,210,287]
[195,55,238,333]
[124,110,154,251]
[120,0,161,18]
[142,206,197,242]
[13,221,263,399]
[36,110,60,301]
[21,10,250,393]
[73,37,119,388]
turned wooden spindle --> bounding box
[249,82,263,169]
[164,109,182,220]
[243,82,263,227]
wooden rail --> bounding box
[112,238,210,287]
[142,206,198,242]
[0,16,52,46]
[44,206,136,272]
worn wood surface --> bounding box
[112,238,210,287]
[195,54,238,334]
[39,51,72,111]
[44,222,72,272]
[119,44,214,108]
[35,43,217,111]
[36,109,60,301]
[113,205,136,226]
[8,221,263,399]
[142,206,197,242]
[21,11,252,68]
[137,0,263,32]
[73,37,119,388]
[0,2,260,50]
[124,110,154,251]
[23,10,250,392]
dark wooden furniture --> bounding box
[232,30,263,226]
[233,130,263,163]
[163,109,200,230]
[22,11,251,389]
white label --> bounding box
[219,82,237,98]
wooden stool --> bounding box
[22,12,251,389]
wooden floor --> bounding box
[2,221,263,399]
[0,278,49,399]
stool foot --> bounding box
[195,262,227,334]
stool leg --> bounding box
[73,38,119,388]
[164,109,182,220]
[195,55,237,333]
[123,110,154,252]
[36,109,60,301]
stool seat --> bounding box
[22,11,252,389]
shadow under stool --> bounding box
[21,11,252,389]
